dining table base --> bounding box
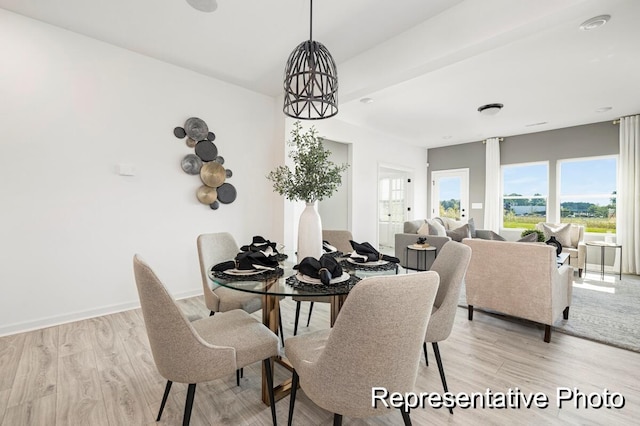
[260,292,348,405]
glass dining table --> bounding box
[208,255,398,405]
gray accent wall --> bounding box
[427,121,619,229]
[427,141,486,226]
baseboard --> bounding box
[0,288,203,337]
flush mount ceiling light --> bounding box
[360,97,374,104]
[477,103,504,116]
[595,106,613,113]
[186,0,218,12]
[283,0,338,120]
[579,15,610,31]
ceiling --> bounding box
[2,0,639,148]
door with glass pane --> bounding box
[431,169,469,220]
[378,169,408,248]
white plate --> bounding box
[296,272,351,285]
[224,269,264,276]
[346,257,388,266]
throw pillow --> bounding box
[404,219,426,234]
[427,219,447,236]
[467,217,477,238]
[517,232,539,243]
[446,224,470,242]
[417,222,430,235]
[475,230,506,241]
[541,223,572,247]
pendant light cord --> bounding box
[309,0,313,41]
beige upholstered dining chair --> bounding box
[133,255,279,426]
[286,272,440,425]
[197,232,284,352]
[293,230,352,335]
[422,241,471,414]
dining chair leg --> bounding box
[156,380,173,421]
[468,305,473,320]
[294,302,301,336]
[399,406,412,425]
[209,311,215,317]
[263,359,277,425]
[333,413,343,426]
[432,342,453,415]
[278,307,285,348]
[306,302,315,327]
[287,370,299,426]
[236,369,240,386]
[183,383,196,426]
[423,342,428,366]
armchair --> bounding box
[462,238,573,342]
[535,222,586,277]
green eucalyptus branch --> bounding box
[267,121,349,203]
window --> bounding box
[558,156,617,233]
[378,177,405,223]
[502,162,548,230]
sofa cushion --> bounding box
[541,223,572,247]
[417,222,430,235]
[404,220,425,234]
[467,217,477,238]
[517,232,539,243]
[446,224,471,242]
[427,219,447,236]
[474,230,506,241]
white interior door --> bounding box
[431,168,469,221]
[378,168,409,248]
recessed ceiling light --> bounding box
[579,15,610,31]
[187,0,218,12]
[477,103,504,116]
[442,136,452,140]
[360,97,374,104]
[595,106,612,113]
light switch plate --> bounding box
[471,202,483,209]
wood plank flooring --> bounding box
[1,296,639,425]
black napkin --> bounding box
[212,250,279,272]
[240,236,279,257]
[349,240,400,263]
[322,240,338,253]
[294,255,343,285]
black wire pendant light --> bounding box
[283,0,338,120]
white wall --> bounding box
[0,10,281,335]
[305,119,428,246]
[318,139,350,230]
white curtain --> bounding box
[484,137,501,232]
[619,115,640,274]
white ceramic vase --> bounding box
[297,201,323,263]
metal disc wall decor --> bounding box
[173,117,236,210]
[196,185,217,204]
[200,162,225,187]
[217,183,237,204]
[181,154,202,175]
[184,117,208,140]
[194,140,218,162]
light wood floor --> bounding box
[1,296,639,425]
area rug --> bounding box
[458,273,640,353]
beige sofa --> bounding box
[535,222,586,277]
[462,238,573,342]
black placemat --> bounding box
[286,274,361,294]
